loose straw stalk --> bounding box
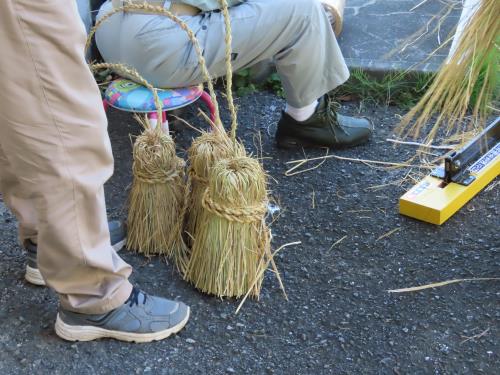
[185,0,273,298]
[397,0,499,144]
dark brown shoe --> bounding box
[275,95,373,149]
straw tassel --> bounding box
[186,157,270,297]
[185,0,274,298]
[185,132,240,243]
[88,1,279,296]
[126,115,188,261]
[86,3,228,272]
[89,64,188,268]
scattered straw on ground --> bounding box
[388,278,500,293]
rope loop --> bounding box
[133,164,182,184]
[201,189,267,224]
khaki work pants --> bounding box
[96,0,350,107]
[0,0,133,314]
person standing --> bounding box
[0,0,189,342]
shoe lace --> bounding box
[125,287,147,307]
[320,94,347,137]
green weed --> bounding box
[234,69,284,98]
[234,67,435,109]
[332,69,435,109]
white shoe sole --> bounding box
[25,265,46,286]
[24,239,126,287]
[54,308,190,343]
[112,238,126,253]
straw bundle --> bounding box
[185,132,243,242]
[184,0,272,298]
[89,2,238,271]
[89,1,275,297]
[126,116,188,259]
[90,62,188,264]
[87,8,205,267]
[397,0,499,144]
[186,156,270,297]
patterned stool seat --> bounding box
[104,78,203,113]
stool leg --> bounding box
[147,111,169,134]
[161,111,169,134]
[200,91,216,125]
[148,111,158,129]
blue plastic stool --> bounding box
[103,78,215,131]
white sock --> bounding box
[285,100,318,122]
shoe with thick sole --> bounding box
[55,288,190,343]
[276,94,373,149]
[25,220,127,286]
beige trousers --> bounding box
[0,0,133,314]
[96,0,350,107]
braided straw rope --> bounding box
[86,2,225,131]
[188,168,208,184]
[219,0,238,141]
[133,149,185,184]
[201,189,267,224]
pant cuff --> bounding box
[59,280,133,315]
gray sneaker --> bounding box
[55,288,190,343]
[24,220,127,286]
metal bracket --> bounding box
[431,117,499,186]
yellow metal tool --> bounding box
[400,117,499,225]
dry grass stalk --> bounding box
[397,0,499,144]
[375,227,401,242]
[385,138,457,150]
[235,241,301,314]
[285,153,434,176]
[387,277,500,293]
[460,327,490,344]
[329,235,347,250]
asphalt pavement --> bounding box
[0,92,498,374]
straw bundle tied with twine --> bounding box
[397,0,499,145]
[88,1,281,299]
[89,61,189,267]
[86,5,216,268]
[184,0,275,299]
[185,133,242,244]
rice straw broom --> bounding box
[397,0,499,145]
[185,0,273,298]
